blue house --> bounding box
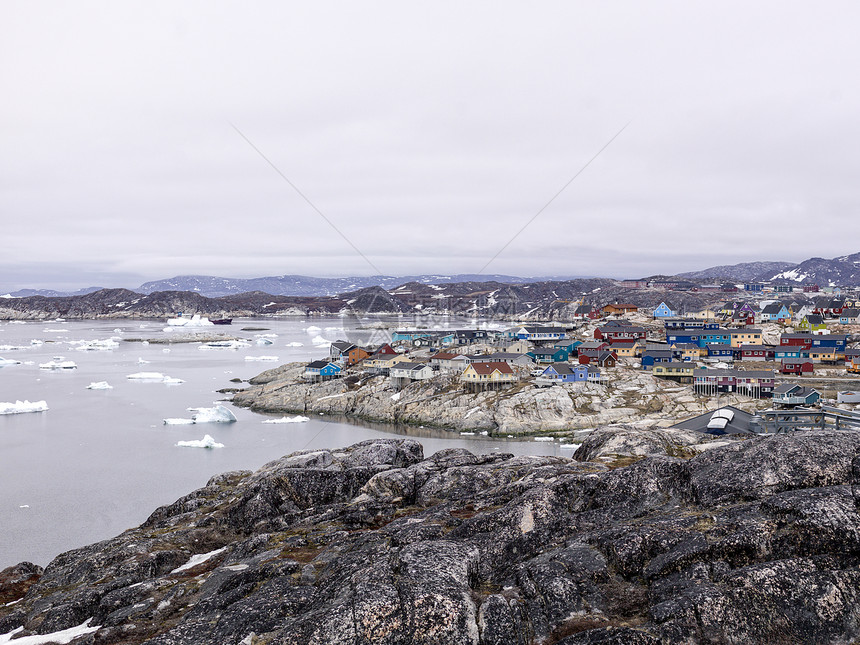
[699,331,733,348]
[303,360,343,381]
[706,344,734,359]
[773,347,804,360]
[653,302,678,318]
[810,334,848,351]
[553,339,582,353]
[641,349,674,368]
[666,331,702,346]
[528,347,569,364]
[539,363,588,382]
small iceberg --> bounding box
[127,372,184,384]
[167,314,213,327]
[311,335,331,346]
[262,415,310,424]
[305,325,322,333]
[255,338,274,346]
[71,338,120,351]
[0,357,22,366]
[86,381,113,390]
[176,434,224,449]
[0,400,48,415]
[285,341,304,347]
[164,405,237,425]
[533,437,555,442]
[39,358,77,370]
[245,355,279,362]
[0,344,27,351]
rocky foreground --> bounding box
[233,363,765,434]
[3,430,860,644]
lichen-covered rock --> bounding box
[2,433,860,644]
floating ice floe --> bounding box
[167,314,213,327]
[126,372,184,384]
[311,335,331,346]
[42,328,68,333]
[199,340,251,350]
[285,341,304,347]
[255,333,278,338]
[245,355,279,362]
[70,338,120,351]
[86,382,113,390]
[0,345,27,351]
[0,617,99,644]
[164,405,237,425]
[170,547,227,573]
[533,437,555,442]
[262,415,309,424]
[0,357,22,366]
[39,358,77,370]
[0,400,48,415]
[137,357,150,364]
[176,434,224,449]
[305,325,322,333]
[30,339,43,345]
[255,338,274,346]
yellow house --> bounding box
[652,362,696,381]
[670,343,702,361]
[364,353,411,373]
[730,329,763,348]
[461,361,517,390]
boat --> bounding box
[211,318,233,325]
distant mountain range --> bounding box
[4,252,860,299]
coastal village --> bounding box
[234,282,860,438]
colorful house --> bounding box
[772,384,820,406]
[538,362,589,383]
[603,303,639,316]
[706,344,735,359]
[781,359,814,375]
[652,362,696,382]
[303,360,342,381]
[641,349,674,368]
[760,303,791,323]
[528,347,569,364]
[461,361,517,390]
[652,302,678,318]
[693,368,775,397]
[797,314,827,332]
[730,329,763,348]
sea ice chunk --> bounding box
[167,314,213,327]
[127,372,184,384]
[176,435,224,449]
[0,400,48,415]
[189,405,237,423]
[86,382,113,390]
[262,415,310,424]
[245,355,279,362]
[0,357,22,366]
[39,359,77,370]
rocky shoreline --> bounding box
[232,362,767,436]
[2,430,860,644]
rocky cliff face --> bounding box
[232,363,765,435]
[2,432,860,644]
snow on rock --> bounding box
[176,434,224,449]
[262,415,309,424]
[169,547,227,573]
[0,618,99,644]
[86,382,113,390]
[0,400,48,415]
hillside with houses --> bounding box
[234,289,860,436]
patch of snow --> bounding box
[169,546,227,573]
[176,434,224,449]
[0,400,48,415]
[262,415,310,424]
[0,618,99,644]
[390,392,401,401]
[86,381,113,390]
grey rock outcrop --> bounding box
[2,432,860,644]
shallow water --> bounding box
[0,317,570,568]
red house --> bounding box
[780,333,814,349]
[781,359,814,375]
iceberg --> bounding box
[71,338,120,351]
[305,325,322,333]
[245,355,279,362]
[167,314,213,327]
[176,434,224,449]
[39,359,77,370]
[311,335,331,346]
[0,357,22,366]
[0,400,48,415]
[285,341,304,347]
[127,372,184,384]
[86,381,113,390]
[262,415,310,424]
[255,338,274,346]
[189,405,237,423]
[163,418,195,425]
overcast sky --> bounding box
[2,2,859,291]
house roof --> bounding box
[306,360,333,369]
[468,361,514,375]
[781,358,813,365]
[392,361,429,372]
[431,352,461,361]
[330,340,356,353]
[804,314,824,324]
[761,303,785,314]
[530,347,563,355]
[544,362,582,375]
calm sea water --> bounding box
[0,316,568,568]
